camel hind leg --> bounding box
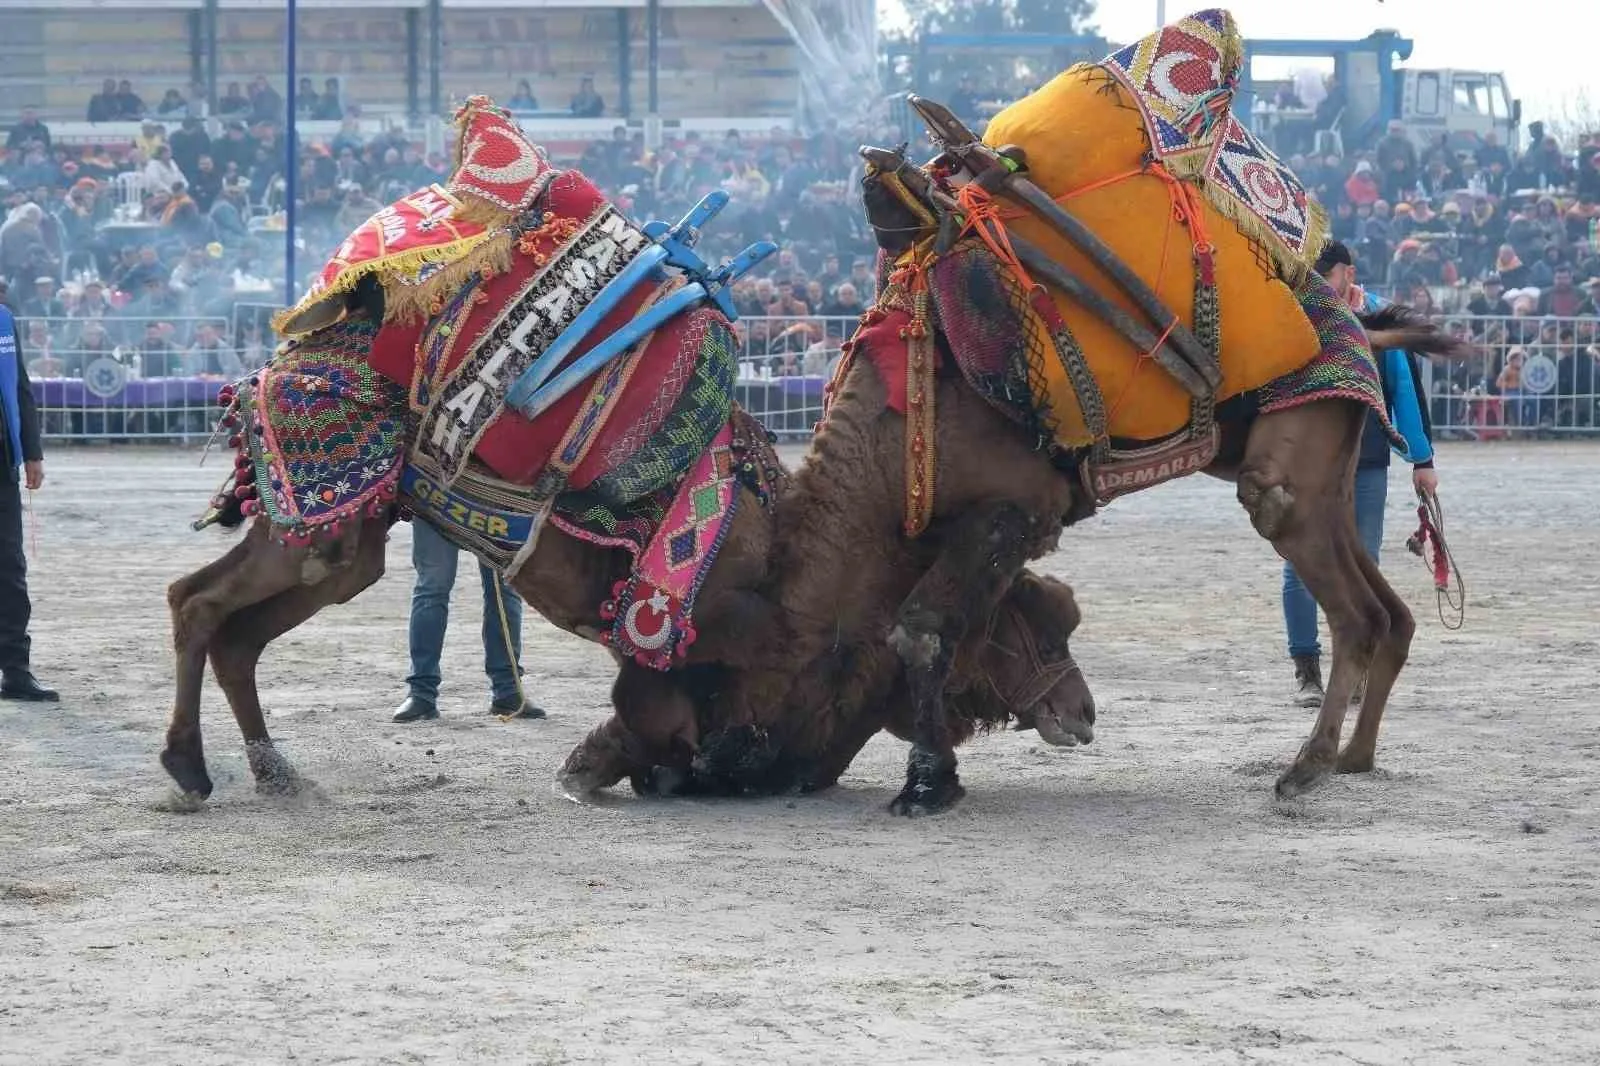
[207,517,388,794]
[1238,401,1394,798]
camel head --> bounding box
[969,572,1095,748]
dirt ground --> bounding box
[2,442,1597,1065]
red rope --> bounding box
[1406,489,1466,629]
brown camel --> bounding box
[607,304,1458,816]
[161,301,1093,803]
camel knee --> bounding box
[1237,473,1294,541]
[1332,604,1390,664]
[1387,600,1416,650]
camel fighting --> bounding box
[165,10,1470,815]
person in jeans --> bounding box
[1286,240,1438,706]
[391,520,545,722]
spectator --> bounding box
[295,77,321,119]
[508,80,539,113]
[1537,265,1585,317]
[184,321,242,377]
[134,319,180,377]
[1476,131,1511,172]
[134,120,166,160]
[208,182,250,244]
[250,77,283,125]
[211,120,257,175]
[69,280,113,325]
[218,82,250,117]
[1556,341,1599,428]
[23,319,62,378]
[143,145,185,195]
[115,80,146,120]
[157,89,190,118]
[17,277,64,320]
[1343,159,1380,206]
[6,109,51,154]
[87,79,120,122]
[332,146,367,189]
[313,78,344,121]
[820,280,863,340]
[0,204,47,286]
[335,185,381,234]
[570,77,604,118]
[186,154,222,213]
[170,117,211,182]
[1386,238,1427,288]
[1468,274,1513,319]
[1375,120,1418,202]
[1495,244,1530,289]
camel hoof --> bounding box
[888,779,966,817]
[255,774,313,797]
[1336,748,1376,775]
[158,789,210,814]
[246,740,309,796]
[159,747,214,801]
[1274,757,1332,799]
[556,766,614,800]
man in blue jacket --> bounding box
[1287,240,1438,706]
[0,293,56,701]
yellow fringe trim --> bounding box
[448,195,522,230]
[271,234,492,336]
[382,230,515,329]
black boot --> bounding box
[391,695,439,722]
[1291,654,1324,708]
[1,670,59,702]
[490,695,546,720]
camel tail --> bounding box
[1357,304,1479,361]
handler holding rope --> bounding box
[1286,240,1438,707]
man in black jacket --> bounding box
[0,293,55,700]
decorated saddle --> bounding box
[198,96,783,669]
[846,8,1399,523]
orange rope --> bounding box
[955,183,1039,292]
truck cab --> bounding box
[1398,69,1520,153]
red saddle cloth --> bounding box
[366,170,702,489]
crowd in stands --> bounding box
[3,73,1598,435]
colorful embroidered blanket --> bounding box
[194,317,408,543]
[1258,272,1406,450]
[1099,9,1326,276]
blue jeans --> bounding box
[1282,464,1388,659]
[406,520,524,703]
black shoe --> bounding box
[391,695,439,723]
[1291,654,1324,709]
[490,695,547,720]
[1,671,59,702]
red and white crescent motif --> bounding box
[458,128,546,187]
[623,589,674,651]
[1150,52,1221,107]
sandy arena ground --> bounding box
[2,442,1597,1064]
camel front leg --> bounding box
[888,502,1038,816]
[163,523,302,801]
[208,518,389,794]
